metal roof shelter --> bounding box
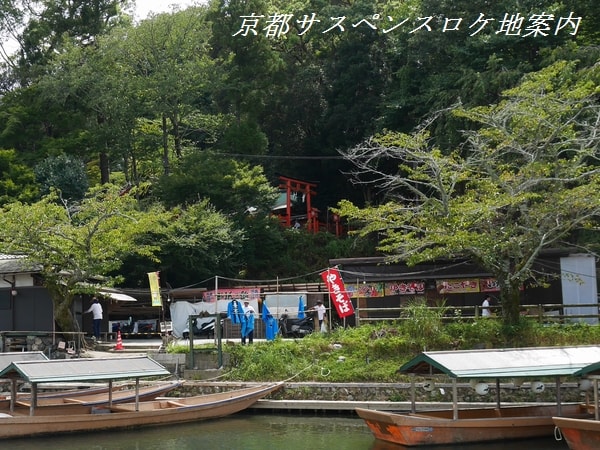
[399,345,600,379]
[572,361,600,421]
[0,355,170,415]
[397,346,600,419]
[0,351,48,371]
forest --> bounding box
[1,0,600,330]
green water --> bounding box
[4,413,568,450]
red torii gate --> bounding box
[278,176,319,233]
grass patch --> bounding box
[168,317,600,382]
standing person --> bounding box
[313,300,327,332]
[241,300,255,345]
[481,295,492,317]
[85,297,103,340]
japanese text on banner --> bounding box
[320,268,355,318]
[147,271,162,307]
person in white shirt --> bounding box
[242,300,255,344]
[481,295,492,317]
[313,300,327,332]
[85,297,103,340]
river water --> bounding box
[5,413,569,450]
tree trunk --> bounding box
[46,283,76,333]
[499,282,522,326]
[99,151,109,184]
[497,275,525,346]
[162,114,170,175]
[171,113,182,158]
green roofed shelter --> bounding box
[398,345,600,379]
[0,352,48,372]
[0,355,170,415]
[571,361,600,421]
[397,345,600,419]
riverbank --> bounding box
[171,379,586,408]
[82,341,588,406]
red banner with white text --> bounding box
[320,268,355,318]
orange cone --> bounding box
[114,330,124,350]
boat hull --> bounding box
[553,416,600,450]
[0,383,282,439]
[0,380,182,409]
[356,404,591,447]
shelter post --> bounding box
[452,378,458,420]
[595,378,599,421]
[495,379,501,409]
[556,376,562,416]
[29,383,37,416]
[410,374,416,413]
[9,379,16,413]
[135,378,140,412]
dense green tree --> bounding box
[116,198,245,287]
[156,150,278,217]
[0,184,168,333]
[124,6,217,174]
[34,154,89,201]
[0,1,133,176]
[338,61,600,331]
[15,0,128,83]
[379,0,588,141]
[36,29,143,183]
[1,0,599,294]
[0,148,38,204]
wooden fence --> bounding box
[352,303,600,325]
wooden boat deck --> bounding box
[0,383,283,439]
[12,381,181,408]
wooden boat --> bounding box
[551,363,600,450]
[357,346,600,447]
[0,355,174,413]
[553,416,600,450]
[357,403,591,447]
[5,379,182,408]
[0,382,283,439]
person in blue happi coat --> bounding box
[241,300,255,345]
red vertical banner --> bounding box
[320,268,355,318]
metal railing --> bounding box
[354,303,600,325]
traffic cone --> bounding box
[114,330,124,350]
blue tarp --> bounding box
[262,302,277,341]
[227,300,244,324]
[298,296,305,319]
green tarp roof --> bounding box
[0,355,169,383]
[398,345,600,379]
[574,361,600,377]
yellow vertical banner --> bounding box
[148,271,162,307]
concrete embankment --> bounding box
[86,343,587,414]
[173,380,585,414]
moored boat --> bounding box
[552,361,600,450]
[358,346,600,447]
[0,382,283,439]
[0,355,174,413]
[553,416,600,450]
[357,403,590,447]
[9,380,182,408]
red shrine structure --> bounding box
[274,175,342,236]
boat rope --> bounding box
[195,369,236,382]
[186,363,327,384]
[283,364,315,382]
[554,425,563,441]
